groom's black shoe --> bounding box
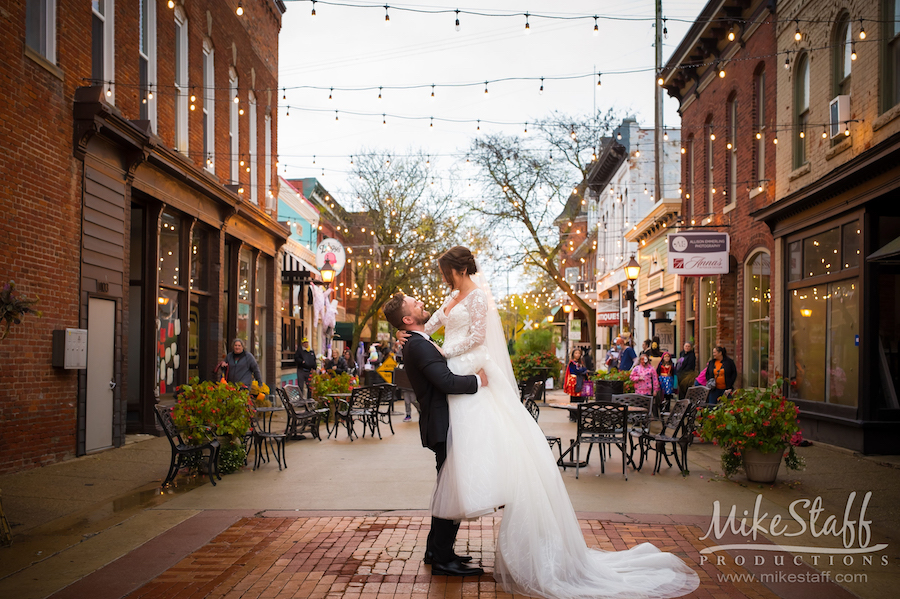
[424,551,472,565]
[430,559,484,577]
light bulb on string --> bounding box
[539,77,544,94]
[236,1,243,16]
[794,20,801,41]
[384,5,390,25]
[378,87,382,100]
[335,110,339,122]
[597,72,602,86]
[859,20,866,39]
[844,122,851,136]
[851,43,857,61]
[454,9,460,31]
[657,76,664,86]
[524,12,530,34]
[822,127,828,139]
[728,26,735,42]
[476,120,481,131]
[328,88,333,100]
[167,0,174,8]
[382,114,387,128]
[148,87,153,100]
[593,16,599,36]
[429,117,434,131]
[784,52,791,70]
[484,81,489,95]
[431,84,435,100]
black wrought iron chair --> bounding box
[522,382,563,461]
[277,387,321,441]
[373,383,398,437]
[154,405,221,487]
[635,399,695,475]
[566,401,629,480]
[684,385,711,410]
[335,385,379,440]
[247,406,288,471]
[610,393,653,467]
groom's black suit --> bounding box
[401,332,479,564]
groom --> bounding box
[383,292,486,577]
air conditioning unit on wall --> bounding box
[830,95,850,138]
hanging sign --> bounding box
[667,232,730,275]
[596,299,620,327]
[316,238,346,275]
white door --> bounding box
[86,298,115,452]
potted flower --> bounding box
[249,381,272,406]
[173,378,253,474]
[511,351,563,387]
[696,379,806,482]
[592,368,635,400]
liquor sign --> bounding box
[316,238,346,275]
[667,232,730,275]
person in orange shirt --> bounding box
[702,346,736,404]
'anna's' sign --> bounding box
[667,232,730,275]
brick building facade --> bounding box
[0,0,287,475]
[661,0,777,385]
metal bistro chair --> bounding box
[154,405,221,487]
[335,385,379,440]
[522,382,563,461]
[277,387,321,441]
[635,399,695,475]
[684,385,711,410]
[247,406,288,471]
[567,402,629,480]
[373,383,398,437]
[610,393,653,468]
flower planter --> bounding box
[742,447,784,483]
[594,379,625,402]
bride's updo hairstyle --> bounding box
[438,246,478,287]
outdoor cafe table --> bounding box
[548,403,648,469]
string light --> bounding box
[484,81,489,95]
[167,0,174,8]
[593,16,599,36]
[431,84,435,100]
[822,126,828,139]
[597,72,601,86]
[844,122,851,136]
[382,114,387,128]
[311,0,316,16]
[384,4,390,25]
[454,9,460,31]
[851,43,857,61]
[328,87,333,100]
[663,129,668,141]
[794,20,802,42]
[539,77,544,94]
[236,1,243,16]
[785,53,791,70]
[727,26,735,42]
[524,12,530,34]
[859,20,866,39]
[657,76,664,86]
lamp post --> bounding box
[320,257,336,286]
[562,303,573,359]
[624,255,641,342]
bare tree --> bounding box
[345,150,462,348]
[465,109,623,353]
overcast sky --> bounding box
[277,1,707,196]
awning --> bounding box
[868,235,900,264]
[282,251,320,276]
[333,322,354,341]
[637,290,681,313]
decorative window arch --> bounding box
[744,250,771,388]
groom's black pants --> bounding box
[427,442,460,564]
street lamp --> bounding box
[624,255,640,340]
[320,257,336,285]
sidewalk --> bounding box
[0,389,897,599]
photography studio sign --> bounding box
[667,232,730,275]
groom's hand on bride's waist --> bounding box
[477,369,488,387]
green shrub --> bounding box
[516,328,553,355]
[511,351,563,382]
[173,378,253,445]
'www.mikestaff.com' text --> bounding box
[717,571,867,584]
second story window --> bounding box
[203,40,215,172]
[793,53,810,169]
[727,96,737,204]
[249,91,258,204]
[139,0,156,127]
[174,7,188,154]
[834,15,852,97]
[26,0,56,63]
[755,67,766,185]
[91,0,115,101]
[884,0,900,110]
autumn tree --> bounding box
[465,109,624,353]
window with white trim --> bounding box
[229,70,239,183]
[745,251,771,388]
[793,53,810,168]
[754,67,765,185]
[26,0,56,63]
[91,0,115,102]
[174,7,188,154]
[248,91,257,204]
[203,41,215,172]
[264,113,272,210]
[139,0,156,128]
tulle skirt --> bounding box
[433,347,700,599]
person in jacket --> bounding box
[703,346,737,404]
[294,338,317,399]
[675,342,697,398]
[564,348,589,403]
[618,337,637,371]
[338,346,356,375]
[223,338,262,388]
[630,353,660,396]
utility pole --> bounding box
[654,0,664,205]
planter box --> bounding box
[595,379,625,402]
[743,447,784,483]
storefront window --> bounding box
[789,279,858,406]
[254,258,267,375]
[684,278,695,345]
[745,252,771,388]
[188,296,206,380]
[700,277,717,365]
[803,227,840,278]
[238,248,251,302]
[159,211,180,286]
[157,287,181,395]
[842,221,860,269]
[190,227,208,291]
[789,241,802,281]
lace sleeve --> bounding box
[424,297,449,335]
[442,289,488,358]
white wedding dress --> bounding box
[424,281,700,599]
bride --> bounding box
[416,246,699,599]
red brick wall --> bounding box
[677,20,778,382]
[0,0,282,474]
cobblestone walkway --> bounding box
[121,515,782,599]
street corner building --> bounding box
[661,0,900,454]
[0,0,288,475]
